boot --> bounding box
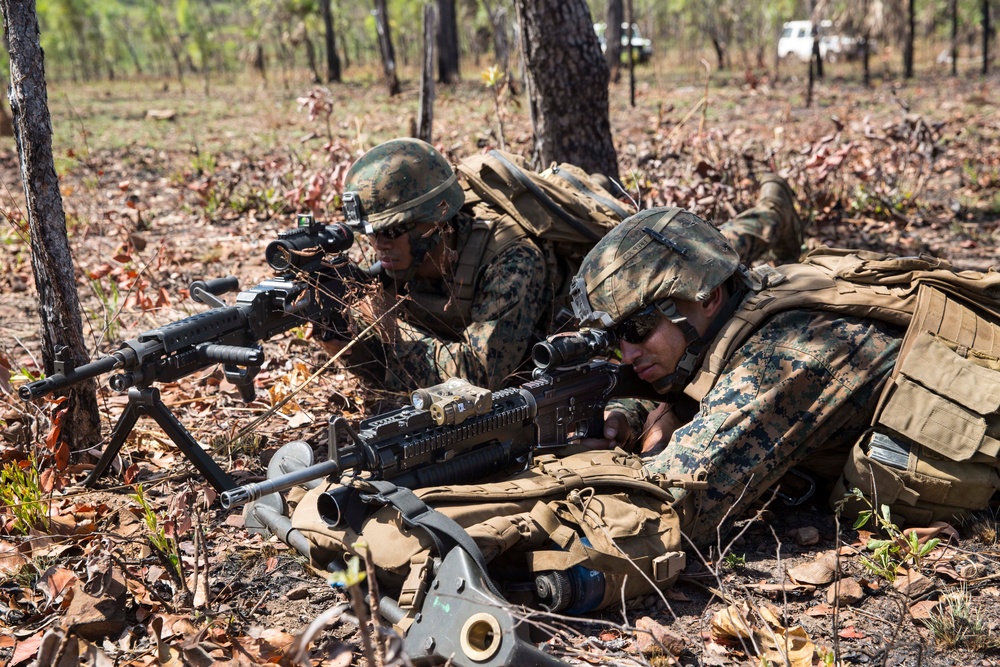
[757,173,803,262]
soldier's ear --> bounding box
[701,285,726,317]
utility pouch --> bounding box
[291,448,687,620]
[837,285,1000,524]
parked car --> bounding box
[594,22,653,63]
[778,20,862,63]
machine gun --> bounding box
[222,329,662,667]
[220,327,658,511]
[19,214,372,493]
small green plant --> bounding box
[722,552,746,570]
[131,484,182,579]
[846,488,940,582]
[88,276,123,342]
[925,587,996,650]
[0,455,49,533]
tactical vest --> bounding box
[402,212,538,340]
[685,248,1000,524]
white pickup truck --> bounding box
[778,20,860,63]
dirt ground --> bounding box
[1,65,1000,666]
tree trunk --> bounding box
[320,0,341,82]
[904,0,915,78]
[950,0,958,76]
[984,0,991,75]
[606,0,623,83]
[437,0,460,84]
[0,1,101,449]
[417,4,436,143]
[514,0,619,182]
[626,0,635,106]
[373,0,400,96]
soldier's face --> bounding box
[618,295,719,384]
[373,222,421,272]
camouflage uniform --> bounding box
[345,211,551,393]
[573,205,903,550]
[643,310,900,547]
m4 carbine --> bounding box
[19,215,372,492]
[220,328,659,511]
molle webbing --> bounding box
[403,215,529,338]
[684,249,1000,403]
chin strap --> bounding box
[651,273,753,394]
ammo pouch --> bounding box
[838,285,1000,524]
[291,448,688,619]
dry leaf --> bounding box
[711,604,752,640]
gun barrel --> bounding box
[18,354,122,401]
[219,457,349,509]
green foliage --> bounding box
[88,275,123,343]
[845,488,941,583]
[0,455,50,534]
[722,552,746,569]
[131,484,183,579]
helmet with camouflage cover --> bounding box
[571,207,741,328]
[344,138,465,234]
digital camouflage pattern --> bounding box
[344,138,465,232]
[643,310,901,548]
[573,208,741,328]
[344,211,551,393]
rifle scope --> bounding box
[265,216,354,272]
[531,328,618,372]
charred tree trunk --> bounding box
[606,0,623,83]
[951,0,958,76]
[373,0,400,96]
[320,0,341,82]
[0,1,101,449]
[514,0,619,182]
[626,0,635,106]
[984,0,991,75]
[437,0,460,84]
[904,0,915,78]
[417,4,436,143]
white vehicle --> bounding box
[594,22,654,63]
[778,20,856,63]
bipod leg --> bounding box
[139,387,237,492]
[84,387,237,492]
[82,397,141,488]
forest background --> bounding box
[0,1,999,667]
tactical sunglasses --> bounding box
[613,302,665,344]
[373,222,417,240]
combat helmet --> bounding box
[343,138,465,234]
[570,207,748,392]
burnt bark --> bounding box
[320,0,341,82]
[984,0,991,75]
[904,0,915,78]
[606,0,623,82]
[373,0,400,96]
[514,0,619,181]
[418,4,436,142]
[0,1,101,448]
[437,0,460,83]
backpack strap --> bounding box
[487,150,602,242]
[360,479,496,591]
[547,165,632,219]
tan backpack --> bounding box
[291,448,695,625]
[687,248,1000,524]
[455,150,635,317]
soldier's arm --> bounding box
[346,241,548,392]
